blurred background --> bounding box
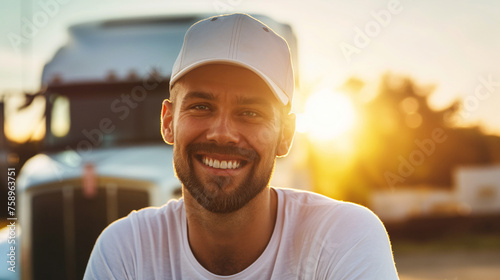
[1,0,499,279]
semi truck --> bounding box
[3,13,299,280]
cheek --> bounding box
[249,125,281,153]
[173,116,204,143]
[253,130,277,146]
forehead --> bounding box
[173,64,281,106]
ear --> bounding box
[276,112,296,157]
[161,99,174,145]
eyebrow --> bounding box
[236,95,273,107]
[180,90,276,108]
[184,91,215,101]
[180,91,214,108]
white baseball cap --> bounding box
[170,13,294,105]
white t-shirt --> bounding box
[84,187,398,279]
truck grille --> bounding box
[29,182,149,280]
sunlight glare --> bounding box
[297,89,356,141]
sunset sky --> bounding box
[1,0,499,142]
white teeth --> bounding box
[202,157,241,170]
[220,161,227,169]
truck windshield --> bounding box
[45,81,168,151]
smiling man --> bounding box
[85,13,398,279]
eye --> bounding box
[185,103,212,115]
[192,104,210,111]
[242,111,259,117]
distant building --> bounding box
[455,164,500,215]
[370,186,456,222]
[370,164,500,222]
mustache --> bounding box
[186,142,258,162]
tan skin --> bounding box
[161,64,295,275]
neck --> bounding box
[184,187,278,275]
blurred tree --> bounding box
[356,74,498,191]
[310,73,500,206]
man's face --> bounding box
[162,64,293,213]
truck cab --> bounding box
[12,14,298,280]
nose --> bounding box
[206,111,240,145]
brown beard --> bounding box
[173,142,275,213]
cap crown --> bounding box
[170,13,294,105]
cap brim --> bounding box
[169,59,289,105]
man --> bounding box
[85,13,398,279]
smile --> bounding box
[201,156,242,170]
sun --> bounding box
[296,89,357,141]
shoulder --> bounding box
[84,199,184,279]
[90,198,183,257]
[274,188,398,279]
[276,187,388,242]
[102,198,183,238]
[275,187,381,227]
